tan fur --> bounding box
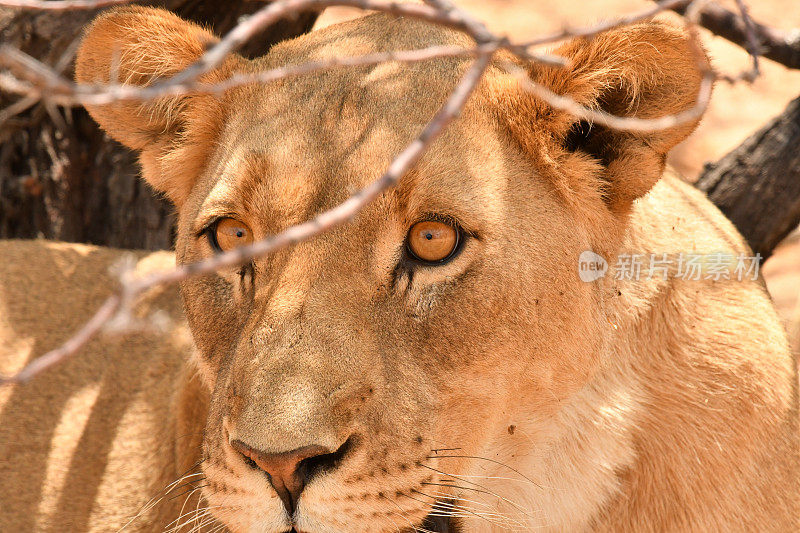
[1,6,797,532]
[0,241,203,531]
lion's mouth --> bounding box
[288,507,458,533]
[420,511,460,532]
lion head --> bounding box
[76,7,703,532]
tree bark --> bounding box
[0,2,318,250]
[696,95,800,260]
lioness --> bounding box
[1,5,797,532]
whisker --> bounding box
[397,491,484,531]
[421,481,495,496]
[166,488,213,533]
[415,488,525,530]
[118,467,207,531]
[431,499,513,520]
[420,464,541,522]
[189,512,220,533]
[421,488,499,511]
[169,484,210,502]
[170,474,208,491]
[422,487,542,530]
[189,486,209,533]
[434,472,548,487]
[426,455,542,489]
[429,447,462,454]
[166,509,211,533]
[380,492,437,533]
[430,505,526,530]
[164,503,238,533]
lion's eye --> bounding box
[406,220,459,264]
[210,218,253,252]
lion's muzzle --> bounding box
[230,437,352,516]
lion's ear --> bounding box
[75,7,237,205]
[494,22,707,213]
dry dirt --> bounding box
[315,1,800,352]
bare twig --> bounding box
[507,64,714,132]
[167,0,494,87]
[502,0,714,133]
[0,0,563,107]
[519,0,694,48]
[0,94,37,127]
[1,0,768,110]
[0,45,73,93]
[0,43,562,106]
[733,0,761,80]
[669,0,800,70]
[5,295,122,383]
[0,0,131,9]
[0,0,757,385]
[0,49,495,385]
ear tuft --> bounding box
[76,7,217,86]
[490,21,708,214]
[76,7,237,205]
[75,7,220,151]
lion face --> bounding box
[76,7,702,532]
[175,79,607,533]
[175,72,606,533]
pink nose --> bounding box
[230,439,333,514]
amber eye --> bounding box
[406,220,460,263]
[210,218,253,252]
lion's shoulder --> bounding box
[0,239,198,532]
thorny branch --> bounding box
[0,0,784,384]
[0,0,706,107]
[0,0,130,9]
[669,0,800,70]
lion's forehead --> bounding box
[185,14,518,234]
[269,12,474,65]
[201,88,510,238]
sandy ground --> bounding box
[315,1,800,351]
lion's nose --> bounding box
[230,438,349,515]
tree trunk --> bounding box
[0,2,318,250]
[696,95,800,260]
